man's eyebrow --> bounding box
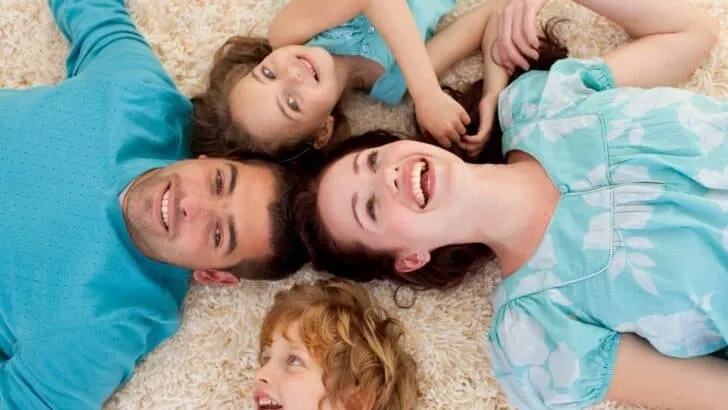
[227,163,237,197]
[351,192,364,230]
[227,216,237,257]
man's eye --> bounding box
[367,151,378,172]
[366,196,377,221]
[215,171,223,195]
[287,95,299,112]
[214,226,222,248]
[262,67,275,79]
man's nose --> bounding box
[179,195,212,221]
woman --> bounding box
[294,0,725,408]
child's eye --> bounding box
[286,354,303,367]
[287,96,299,112]
[262,67,275,79]
[213,226,222,248]
[366,196,377,221]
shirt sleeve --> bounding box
[48,0,172,83]
[0,321,155,410]
[499,57,617,130]
[486,299,620,410]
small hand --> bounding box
[497,0,549,72]
[414,88,471,149]
[459,93,498,158]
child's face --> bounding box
[253,322,335,410]
[229,45,341,151]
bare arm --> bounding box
[577,0,720,88]
[607,334,728,409]
[267,0,367,48]
[500,0,719,89]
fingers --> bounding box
[498,5,527,73]
[523,1,540,49]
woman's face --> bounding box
[316,140,471,272]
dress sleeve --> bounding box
[486,298,620,409]
[499,57,616,130]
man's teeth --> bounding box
[411,160,428,208]
[161,189,170,229]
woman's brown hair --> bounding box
[294,18,569,291]
[260,278,418,409]
[190,36,350,163]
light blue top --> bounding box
[0,1,192,408]
[306,0,455,105]
[486,58,728,409]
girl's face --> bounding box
[253,322,335,410]
[229,45,341,151]
[316,140,472,272]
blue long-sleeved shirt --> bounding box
[0,1,192,408]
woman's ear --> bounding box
[313,115,335,149]
[394,251,431,273]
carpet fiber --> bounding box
[2,0,727,408]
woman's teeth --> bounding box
[161,189,170,229]
[411,160,429,208]
[300,57,318,81]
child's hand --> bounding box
[414,88,471,148]
[459,93,498,158]
[497,0,549,72]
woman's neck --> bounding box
[468,154,560,277]
[332,55,384,90]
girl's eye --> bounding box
[262,67,275,79]
[215,170,223,195]
[287,95,299,112]
[286,354,303,367]
[214,226,222,248]
[367,150,378,172]
[366,196,377,221]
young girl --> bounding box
[253,278,418,410]
[191,0,525,162]
[293,0,724,408]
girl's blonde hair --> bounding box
[259,278,419,410]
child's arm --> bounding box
[606,333,728,409]
[268,0,471,148]
[499,0,720,88]
[424,2,510,157]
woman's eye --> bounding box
[214,226,222,248]
[215,170,223,195]
[367,151,378,172]
[262,67,275,79]
[366,196,377,221]
[286,354,303,367]
[287,95,299,112]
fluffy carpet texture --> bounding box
[2,0,727,408]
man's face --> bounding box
[122,157,277,272]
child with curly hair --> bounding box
[253,278,418,410]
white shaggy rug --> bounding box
[2,0,727,409]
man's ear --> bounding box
[393,250,431,273]
[312,115,335,149]
[192,269,239,285]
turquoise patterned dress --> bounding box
[486,57,728,409]
[306,0,455,105]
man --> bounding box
[0,1,307,408]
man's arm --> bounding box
[48,0,171,80]
[0,323,154,409]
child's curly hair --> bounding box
[259,278,418,410]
